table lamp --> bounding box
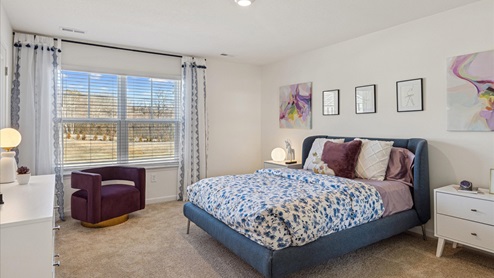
[0,128,22,184]
[271,148,286,162]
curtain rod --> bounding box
[60,39,182,58]
[12,31,182,58]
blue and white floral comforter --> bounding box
[187,168,384,250]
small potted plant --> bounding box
[16,166,31,185]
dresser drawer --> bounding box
[436,214,494,251]
[436,192,494,225]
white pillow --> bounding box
[313,162,335,176]
[354,138,394,181]
[303,138,344,170]
[311,152,335,176]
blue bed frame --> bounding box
[183,136,430,277]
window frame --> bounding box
[59,69,181,171]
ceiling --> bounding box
[3,0,481,65]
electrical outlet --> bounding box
[151,174,157,183]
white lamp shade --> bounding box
[0,128,22,150]
[271,148,286,162]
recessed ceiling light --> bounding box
[235,0,255,7]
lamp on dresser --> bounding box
[0,128,22,184]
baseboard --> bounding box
[146,195,177,204]
[61,195,178,217]
[408,225,434,239]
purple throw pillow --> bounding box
[385,147,415,186]
[321,140,362,179]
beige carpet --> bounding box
[55,201,494,278]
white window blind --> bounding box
[59,70,180,167]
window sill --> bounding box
[62,162,178,177]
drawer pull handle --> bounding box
[54,254,60,258]
[53,261,61,267]
[54,205,60,209]
[53,225,61,231]
[470,209,477,212]
[471,233,477,236]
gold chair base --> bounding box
[81,214,129,228]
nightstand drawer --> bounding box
[264,162,288,169]
[263,161,302,169]
[436,192,494,225]
[436,214,494,251]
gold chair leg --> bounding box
[81,214,129,228]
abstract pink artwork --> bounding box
[447,50,494,131]
[279,82,312,129]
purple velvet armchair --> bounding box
[71,166,146,227]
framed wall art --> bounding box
[322,89,339,116]
[355,85,376,114]
[447,50,494,131]
[279,82,312,129]
[396,78,423,112]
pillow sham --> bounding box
[354,138,394,181]
[303,138,344,170]
[321,140,362,179]
[385,147,415,186]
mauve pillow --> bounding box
[385,147,415,186]
[321,140,362,179]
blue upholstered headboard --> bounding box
[302,136,430,224]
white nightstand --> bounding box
[264,160,302,169]
[434,185,494,257]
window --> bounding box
[59,70,180,167]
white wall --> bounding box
[206,59,262,177]
[0,2,12,128]
[61,57,262,213]
[260,1,494,233]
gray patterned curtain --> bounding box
[11,33,65,220]
[178,57,208,201]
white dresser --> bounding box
[434,185,494,257]
[0,175,57,278]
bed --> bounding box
[183,136,430,277]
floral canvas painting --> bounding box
[279,82,312,129]
[447,50,494,131]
